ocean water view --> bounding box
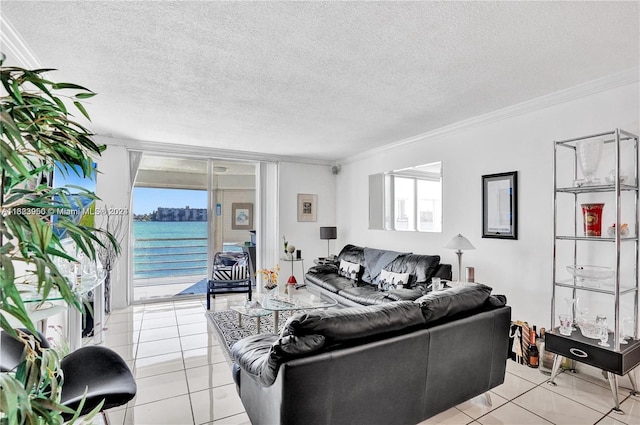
[133,221,208,280]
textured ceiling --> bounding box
[1,1,638,162]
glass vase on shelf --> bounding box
[575,138,603,186]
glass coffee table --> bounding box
[230,286,338,333]
[229,303,273,333]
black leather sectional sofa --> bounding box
[305,244,453,306]
[231,283,511,425]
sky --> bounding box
[53,163,208,214]
[133,188,207,214]
[53,162,97,192]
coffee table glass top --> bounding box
[260,288,338,311]
[229,302,272,318]
[229,287,338,332]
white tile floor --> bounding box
[84,295,640,425]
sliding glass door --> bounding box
[131,154,258,303]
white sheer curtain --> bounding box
[124,150,143,306]
[256,161,279,291]
[129,150,143,187]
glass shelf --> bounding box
[555,235,638,242]
[554,279,638,296]
[556,184,638,194]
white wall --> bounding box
[336,82,639,329]
[277,162,336,279]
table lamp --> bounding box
[319,226,337,258]
[444,234,475,282]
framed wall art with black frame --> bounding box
[482,171,517,239]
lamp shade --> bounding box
[444,234,475,251]
[319,226,337,240]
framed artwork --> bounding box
[482,171,517,239]
[297,193,318,222]
[232,203,253,230]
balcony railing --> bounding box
[133,237,208,280]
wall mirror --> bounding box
[369,161,442,232]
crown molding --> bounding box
[0,15,42,68]
[95,135,336,167]
[341,68,640,165]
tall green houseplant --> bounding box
[0,53,119,423]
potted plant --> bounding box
[0,53,119,423]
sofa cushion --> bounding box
[415,283,492,322]
[231,332,327,387]
[385,254,440,287]
[231,333,280,387]
[385,287,425,302]
[338,260,361,280]
[378,269,411,291]
[283,301,426,342]
[338,286,393,305]
[337,244,365,266]
[305,271,357,293]
[485,294,507,308]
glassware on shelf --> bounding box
[581,203,605,237]
[607,223,629,237]
[596,315,610,347]
[575,138,603,186]
[575,317,602,339]
[559,314,573,336]
[566,265,614,289]
[564,298,577,330]
[605,169,629,185]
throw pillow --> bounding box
[213,264,248,280]
[232,264,248,279]
[213,265,233,280]
[378,269,411,291]
[338,260,361,281]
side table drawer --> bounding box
[546,329,640,375]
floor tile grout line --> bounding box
[533,376,617,424]
[450,407,475,424]
[473,384,557,425]
[504,367,636,424]
[532,370,635,422]
[130,371,191,408]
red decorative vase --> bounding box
[287,275,297,284]
[581,203,605,236]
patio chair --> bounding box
[207,248,254,310]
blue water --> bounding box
[133,221,208,279]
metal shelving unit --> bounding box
[547,129,640,414]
